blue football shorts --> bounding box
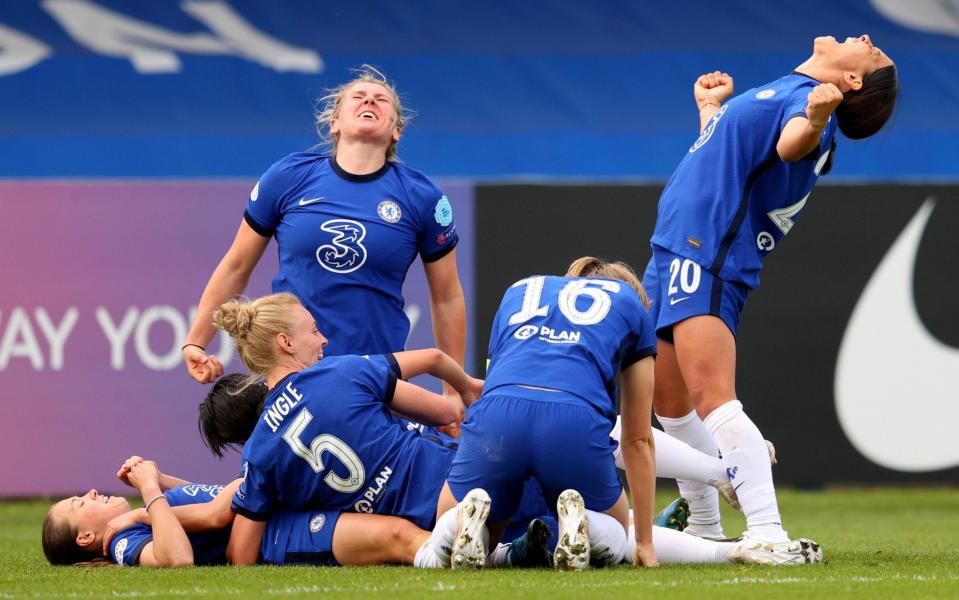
[447,386,622,523]
[261,509,342,566]
[642,245,749,342]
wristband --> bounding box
[698,100,721,111]
[144,494,167,512]
[181,343,205,353]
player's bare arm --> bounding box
[777,83,843,161]
[695,71,734,132]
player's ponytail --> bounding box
[213,292,302,376]
[41,513,108,566]
[836,65,898,140]
[565,256,651,309]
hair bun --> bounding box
[213,299,256,338]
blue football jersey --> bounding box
[483,275,657,424]
[366,353,458,450]
[651,72,838,288]
[245,153,459,356]
[232,355,454,529]
[108,484,231,566]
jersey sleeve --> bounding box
[486,287,513,364]
[621,297,658,368]
[108,524,153,566]
[243,156,299,237]
[350,355,398,405]
[232,460,276,521]
[779,86,812,131]
[363,353,403,380]
[409,175,459,263]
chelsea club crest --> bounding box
[377,200,402,223]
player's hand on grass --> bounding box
[102,508,148,554]
[694,71,734,108]
[117,455,145,487]
[183,345,224,384]
[635,541,659,568]
[805,82,843,129]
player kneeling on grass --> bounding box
[41,457,441,568]
[430,257,661,571]
[429,257,823,570]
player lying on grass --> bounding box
[41,457,445,567]
[40,457,819,569]
[40,401,815,567]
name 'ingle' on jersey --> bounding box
[483,275,657,424]
[651,72,838,289]
[232,355,453,530]
[244,153,459,356]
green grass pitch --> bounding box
[2,488,958,599]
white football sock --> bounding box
[627,525,734,564]
[703,400,788,543]
[488,543,511,568]
[656,411,724,537]
[652,428,728,483]
[428,507,458,567]
[612,418,727,484]
[586,510,627,566]
[413,537,446,568]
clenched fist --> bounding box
[805,82,843,129]
[694,71,734,108]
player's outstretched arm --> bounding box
[390,379,463,427]
[182,219,271,384]
[392,348,484,406]
[694,71,734,132]
[777,83,842,161]
[620,356,658,567]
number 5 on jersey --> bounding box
[282,408,366,493]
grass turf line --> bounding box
[2,488,958,599]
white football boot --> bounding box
[450,488,491,570]
[554,489,590,571]
[729,536,823,565]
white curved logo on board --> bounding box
[870,0,959,37]
[835,199,959,472]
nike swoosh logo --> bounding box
[299,196,325,206]
[669,297,691,305]
[870,0,959,39]
[835,199,959,472]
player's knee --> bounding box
[386,518,422,558]
[682,369,733,408]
